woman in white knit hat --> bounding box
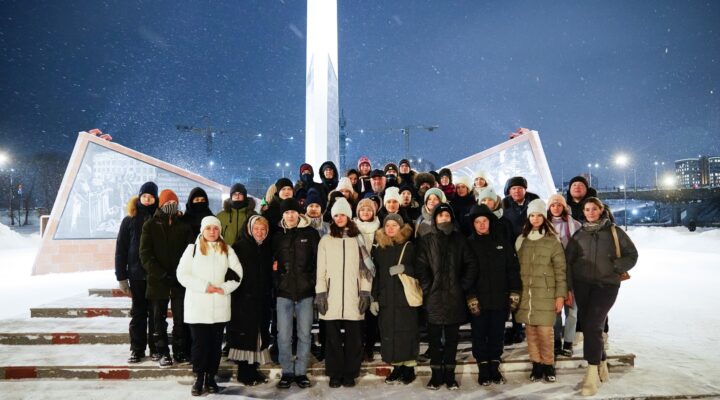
[315,197,373,388]
[177,216,243,396]
[547,194,581,358]
[514,199,567,384]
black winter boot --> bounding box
[251,363,268,384]
[543,364,557,383]
[444,365,459,390]
[385,366,403,384]
[127,350,144,364]
[529,362,543,382]
[401,366,416,385]
[204,373,221,393]
[554,338,562,356]
[236,361,255,386]
[427,367,443,390]
[477,361,491,386]
[560,341,574,357]
[490,360,506,384]
[191,373,204,396]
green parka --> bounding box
[514,232,567,326]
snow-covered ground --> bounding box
[0,223,719,399]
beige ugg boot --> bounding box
[599,360,609,382]
[581,364,600,396]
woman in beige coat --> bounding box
[515,199,567,384]
[315,197,373,388]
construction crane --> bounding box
[353,124,439,159]
[176,115,225,157]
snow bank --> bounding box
[628,226,720,254]
[0,222,41,250]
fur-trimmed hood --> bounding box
[126,196,138,217]
[374,223,413,248]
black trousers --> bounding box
[189,323,225,375]
[324,320,363,379]
[470,309,506,362]
[363,312,380,352]
[151,286,186,356]
[428,323,460,368]
[573,280,619,365]
[129,279,155,353]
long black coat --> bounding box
[467,221,522,311]
[115,197,155,281]
[371,224,419,363]
[415,227,478,325]
[139,210,193,299]
[227,232,273,351]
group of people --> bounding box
[115,157,638,396]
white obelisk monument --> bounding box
[305,0,340,169]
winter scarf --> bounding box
[582,217,610,233]
[354,218,379,279]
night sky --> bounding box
[1,0,718,188]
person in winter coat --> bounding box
[227,215,273,386]
[305,188,330,237]
[357,156,373,196]
[115,181,159,363]
[547,194,582,357]
[415,203,479,390]
[415,188,446,238]
[217,183,257,247]
[320,161,340,195]
[450,176,475,237]
[438,168,456,201]
[272,198,321,389]
[384,163,400,188]
[565,197,638,396]
[565,176,598,222]
[370,214,419,385]
[353,198,381,361]
[475,186,514,245]
[315,197,374,388]
[363,169,386,200]
[473,170,491,198]
[515,199,567,383]
[502,176,540,344]
[263,178,295,238]
[399,183,421,221]
[295,163,325,209]
[139,189,193,368]
[346,169,361,194]
[377,186,413,225]
[466,204,522,386]
[181,187,214,238]
[414,172,437,203]
[177,216,243,396]
[397,159,416,188]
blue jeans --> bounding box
[553,298,578,344]
[276,296,313,376]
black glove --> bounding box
[314,292,328,315]
[359,291,371,314]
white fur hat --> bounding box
[383,186,402,205]
[200,216,223,237]
[454,175,471,189]
[527,199,547,217]
[331,197,353,218]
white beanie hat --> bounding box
[475,186,497,202]
[331,197,353,218]
[200,216,223,237]
[474,169,489,182]
[454,175,471,189]
[336,177,355,193]
[527,199,548,217]
[383,186,402,205]
[424,187,447,204]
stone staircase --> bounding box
[0,288,636,380]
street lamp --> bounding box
[661,174,676,189]
[654,161,665,189]
[276,162,290,178]
[615,154,629,230]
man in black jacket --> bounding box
[271,198,321,389]
[115,181,159,364]
[415,203,478,390]
[467,204,522,386]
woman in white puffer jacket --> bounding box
[177,216,243,396]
